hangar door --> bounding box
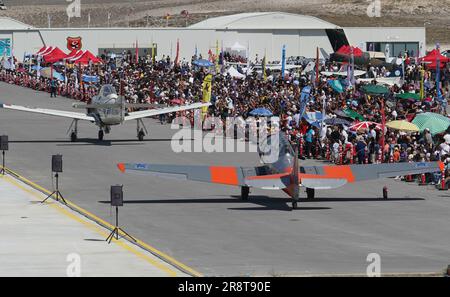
[271,30,300,61]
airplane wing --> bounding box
[124,102,211,121]
[0,102,94,121]
[300,162,444,190]
[117,163,291,190]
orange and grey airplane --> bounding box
[117,133,443,209]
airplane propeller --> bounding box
[291,145,300,209]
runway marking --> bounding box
[1,168,202,277]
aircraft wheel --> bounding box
[241,186,250,200]
[306,188,315,200]
[138,130,145,141]
[70,132,77,142]
[292,201,298,209]
[98,130,104,141]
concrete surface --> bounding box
[0,81,449,276]
[0,174,187,277]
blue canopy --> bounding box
[249,107,273,117]
[192,59,214,67]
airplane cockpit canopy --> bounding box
[100,85,117,98]
[258,132,294,160]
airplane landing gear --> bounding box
[292,201,298,209]
[70,132,77,142]
[67,119,78,142]
[306,188,315,200]
[241,186,250,200]
[98,130,104,141]
[136,119,148,141]
[138,130,145,141]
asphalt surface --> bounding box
[1,81,449,276]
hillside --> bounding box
[0,0,448,47]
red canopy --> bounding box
[66,49,84,61]
[71,50,103,65]
[37,46,54,56]
[420,49,450,69]
[43,47,68,63]
[336,45,364,57]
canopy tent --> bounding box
[71,50,103,65]
[336,45,364,57]
[37,46,54,56]
[66,49,83,60]
[225,66,246,79]
[43,47,68,63]
[420,49,450,69]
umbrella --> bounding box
[192,59,214,67]
[350,121,381,132]
[249,107,273,117]
[327,79,344,93]
[412,112,450,135]
[361,84,389,95]
[334,110,353,120]
[343,109,364,121]
[395,93,421,101]
[386,120,419,132]
[324,117,351,126]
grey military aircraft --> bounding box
[0,84,210,141]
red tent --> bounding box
[71,50,103,65]
[420,49,450,69]
[336,45,364,57]
[37,46,54,56]
[66,50,84,61]
[43,47,68,63]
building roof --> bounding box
[0,17,33,30]
[189,12,339,30]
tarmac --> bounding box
[0,81,449,276]
[0,173,187,277]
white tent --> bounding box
[225,66,246,79]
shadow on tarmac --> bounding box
[99,196,333,211]
[9,138,174,146]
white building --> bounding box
[0,12,426,62]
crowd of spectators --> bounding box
[1,49,450,187]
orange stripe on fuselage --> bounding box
[209,166,239,185]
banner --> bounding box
[281,45,286,79]
[299,86,312,118]
[0,38,11,56]
[262,53,267,81]
[202,74,213,120]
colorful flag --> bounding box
[262,52,267,81]
[202,74,213,120]
[175,39,180,65]
[215,40,219,73]
[281,45,286,80]
[135,39,139,64]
